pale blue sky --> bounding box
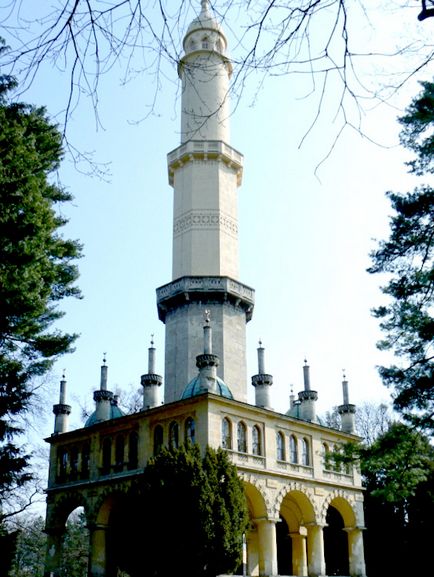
[2,1,432,435]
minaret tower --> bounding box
[157,1,254,403]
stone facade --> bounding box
[44,2,367,576]
[44,394,366,576]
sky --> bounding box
[1,0,433,439]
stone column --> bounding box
[256,518,278,576]
[44,527,64,577]
[291,527,308,576]
[88,523,108,577]
[346,527,367,577]
[246,527,259,576]
[307,524,326,577]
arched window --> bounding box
[237,421,247,453]
[115,435,124,472]
[128,431,139,470]
[323,442,331,470]
[81,442,90,479]
[169,421,179,449]
[102,437,111,474]
[252,425,262,456]
[222,417,232,449]
[276,431,285,461]
[202,36,209,49]
[70,446,79,480]
[153,425,164,455]
[302,438,310,466]
[185,417,196,444]
[290,435,298,464]
[58,447,69,481]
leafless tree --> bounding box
[0,1,433,162]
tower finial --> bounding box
[201,0,210,12]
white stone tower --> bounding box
[157,0,254,403]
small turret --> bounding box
[52,372,71,434]
[298,360,318,421]
[251,340,273,409]
[141,336,163,410]
[289,385,296,410]
[338,372,356,434]
[194,310,220,394]
[93,355,114,423]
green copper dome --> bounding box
[181,375,233,400]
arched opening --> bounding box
[324,505,349,576]
[252,425,262,456]
[243,482,268,577]
[185,416,196,444]
[279,489,316,577]
[222,417,232,449]
[82,441,90,479]
[153,424,163,454]
[128,431,138,470]
[62,507,90,575]
[169,421,179,448]
[115,435,125,472]
[237,421,247,452]
[276,516,292,575]
[102,437,112,474]
[301,438,310,466]
[276,431,285,461]
[290,435,298,464]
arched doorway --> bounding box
[324,505,349,576]
[279,489,315,576]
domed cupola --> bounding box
[183,1,228,57]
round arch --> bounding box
[46,493,90,531]
[242,480,268,519]
[279,489,316,532]
[323,494,357,528]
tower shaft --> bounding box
[157,3,254,403]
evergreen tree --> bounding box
[0,37,81,562]
[360,422,434,577]
[369,80,434,432]
[114,444,248,577]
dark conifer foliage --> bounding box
[112,444,249,577]
[0,37,81,561]
[369,81,434,433]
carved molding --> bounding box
[174,209,238,237]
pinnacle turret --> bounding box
[141,337,163,410]
[252,340,273,409]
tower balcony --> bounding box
[156,275,255,322]
[167,140,244,186]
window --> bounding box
[202,36,209,49]
[128,432,138,470]
[169,421,179,449]
[301,438,310,466]
[70,446,79,479]
[276,431,285,461]
[58,447,69,480]
[115,435,124,471]
[222,417,232,449]
[154,425,164,454]
[290,435,298,464]
[185,417,196,444]
[323,442,331,470]
[102,437,111,474]
[81,442,90,479]
[252,425,262,456]
[237,421,247,453]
